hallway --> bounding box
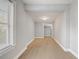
[0,0,78,59]
[19,37,76,59]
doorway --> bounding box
[44,24,52,38]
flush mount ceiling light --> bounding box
[40,16,49,20]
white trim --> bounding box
[0,45,15,56]
[8,2,14,46]
[68,49,78,58]
[14,39,35,59]
[53,38,78,58]
[53,38,68,52]
[14,46,27,59]
[35,37,44,39]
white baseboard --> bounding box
[53,38,78,58]
[14,46,27,59]
[68,49,78,58]
[14,39,35,59]
[35,37,44,39]
[53,39,68,52]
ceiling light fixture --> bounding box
[40,16,49,21]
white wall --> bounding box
[54,12,67,48]
[34,23,53,37]
[63,0,78,57]
[0,0,34,59]
[70,0,78,56]
[65,6,70,50]
[54,0,78,57]
[34,22,44,37]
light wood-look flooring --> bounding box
[19,37,77,59]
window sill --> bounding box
[0,44,15,56]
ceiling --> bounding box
[22,0,72,4]
[22,0,71,24]
[27,11,63,23]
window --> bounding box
[0,0,15,55]
[0,9,8,49]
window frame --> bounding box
[0,1,16,56]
